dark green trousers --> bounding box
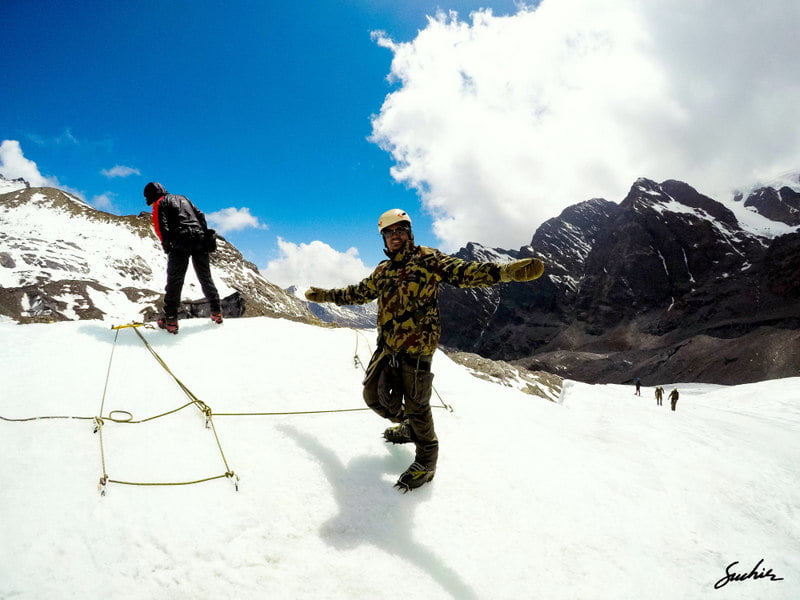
[363,350,438,468]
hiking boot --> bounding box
[157,318,179,334]
[383,420,412,444]
[210,311,223,324]
[394,462,435,493]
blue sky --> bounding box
[3,0,800,288]
[3,1,516,268]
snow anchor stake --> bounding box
[202,406,213,429]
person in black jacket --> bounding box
[144,182,222,334]
[669,388,680,411]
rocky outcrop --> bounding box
[442,348,562,401]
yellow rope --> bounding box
[0,414,95,422]
[106,473,235,487]
[212,405,451,417]
[92,323,238,494]
[3,323,457,493]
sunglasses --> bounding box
[381,224,411,238]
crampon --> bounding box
[394,462,435,493]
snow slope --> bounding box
[0,188,237,320]
[0,317,797,599]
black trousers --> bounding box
[163,250,221,318]
[363,350,438,468]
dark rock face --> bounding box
[574,178,762,336]
[440,198,620,356]
[440,177,800,385]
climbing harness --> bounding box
[351,329,453,413]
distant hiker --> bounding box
[669,388,679,411]
[634,377,641,396]
[144,182,222,334]
[305,208,545,492]
[655,386,664,406]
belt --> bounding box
[387,351,432,372]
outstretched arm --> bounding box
[437,251,545,288]
[305,270,380,306]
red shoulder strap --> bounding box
[151,196,165,240]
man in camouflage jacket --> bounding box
[305,209,544,491]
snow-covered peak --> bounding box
[723,169,800,237]
[287,284,378,329]
[764,169,800,192]
[0,173,30,194]
[0,186,312,323]
[457,241,517,263]
[738,169,800,196]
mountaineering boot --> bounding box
[157,318,179,334]
[210,311,223,324]
[383,420,412,444]
[394,462,435,493]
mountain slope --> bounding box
[0,185,313,323]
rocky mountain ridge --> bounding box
[439,175,800,385]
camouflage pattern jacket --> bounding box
[328,240,502,356]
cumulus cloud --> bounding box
[0,140,61,187]
[90,192,120,213]
[261,238,373,289]
[370,0,800,251]
[206,207,268,235]
[101,165,140,178]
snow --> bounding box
[461,242,516,264]
[0,190,237,320]
[1,317,798,599]
[644,184,799,240]
[0,176,28,194]
[547,272,580,291]
[719,198,799,239]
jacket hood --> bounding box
[144,182,168,205]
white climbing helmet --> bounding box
[377,208,412,233]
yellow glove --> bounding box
[305,287,332,303]
[499,258,545,282]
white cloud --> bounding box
[261,238,373,289]
[101,165,140,178]
[206,207,268,235]
[0,139,90,201]
[0,139,61,188]
[90,192,119,213]
[370,0,800,251]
